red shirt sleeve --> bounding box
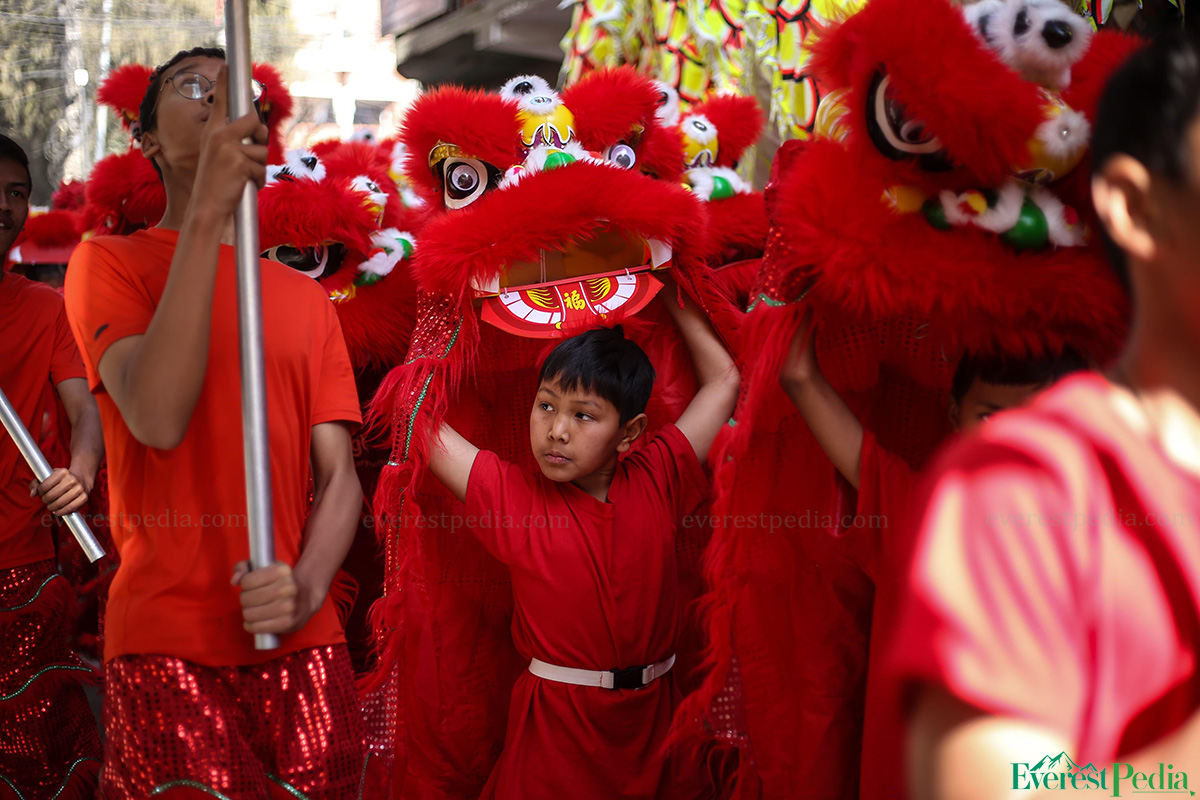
[311,295,362,429]
[64,239,156,392]
[464,450,534,563]
[886,436,1089,742]
[624,423,710,520]
[49,292,86,385]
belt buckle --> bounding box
[609,665,645,691]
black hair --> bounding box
[950,347,1089,404]
[1092,28,1200,291]
[538,326,656,423]
[138,47,226,180]
[0,134,31,186]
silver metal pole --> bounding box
[225,0,278,651]
[0,386,105,563]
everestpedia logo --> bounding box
[1013,752,1193,795]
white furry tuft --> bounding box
[358,228,415,277]
[1035,108,1090,162]
[653,81,681,128]
[993,0,1092,90]
[501,75,562,115]
[684,167,751,201]
[681,114,718,146]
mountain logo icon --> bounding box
[1031,752,1079,772]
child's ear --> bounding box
[616,413,649,453]
[948,397,961,431]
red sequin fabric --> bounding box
[100,645,365,799]
[0,558,102,799]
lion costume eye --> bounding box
[605,144,637,170]
[444,158,490,209]
[865,70,952,172]
[262,243,346,280]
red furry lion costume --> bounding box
[679,0,1139,797]
[363,67,739,798]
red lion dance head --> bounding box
[257,146,419,375]
[364,67,737,797]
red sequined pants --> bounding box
[0,558,102,799]
[101,645,365,799]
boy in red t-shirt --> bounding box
[426,288,739,799]
[894,31,1200,799]
[63,49,365,798]
[0,134,105,800]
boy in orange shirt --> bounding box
[64,49,365,797]
[426,287,739,799]
[0,134,105,800]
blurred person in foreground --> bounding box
[890,30,1200,800]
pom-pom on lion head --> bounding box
[964,0,1092,90]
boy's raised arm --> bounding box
[779,313,864,489]
[660,277,740,462]
[429,422,481,503]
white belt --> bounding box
[528,654,676,691]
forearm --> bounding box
[66,403,104,483]
[294,465,361,609]
[120,207,225,445]
[661,283,737,388]
[781,371,864,489]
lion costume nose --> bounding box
[1042,19,1073,49]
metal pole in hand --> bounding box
[225,0,278,651]
[0,386,105,562]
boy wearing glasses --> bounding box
[64,48,366,798]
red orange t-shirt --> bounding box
[885,373,1200,782]
[64,228,362,666]
[0,272,87,570]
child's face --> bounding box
[952,379,1044,432]
[529,378,641,483]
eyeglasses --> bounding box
[152,71,265,117]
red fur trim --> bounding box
[562,67,685,181]
[562,66,656,143]
[18,211,82,248]
[773,139,1128,359]
[83,150,164,234]
[413,162,708,297]
[811,0,1047,189]
[97,64,153,126]
[1062,30,1144,123]
[317,141,410,231]
[712,258,761,310]
[252,63,295,164]
[633,117,686,184]
[398,87,523,199]
[52,179,88,211]
[334,259,419,375]
[702,192,768,266]
[689,95,764,168]
[258,176,376,257]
